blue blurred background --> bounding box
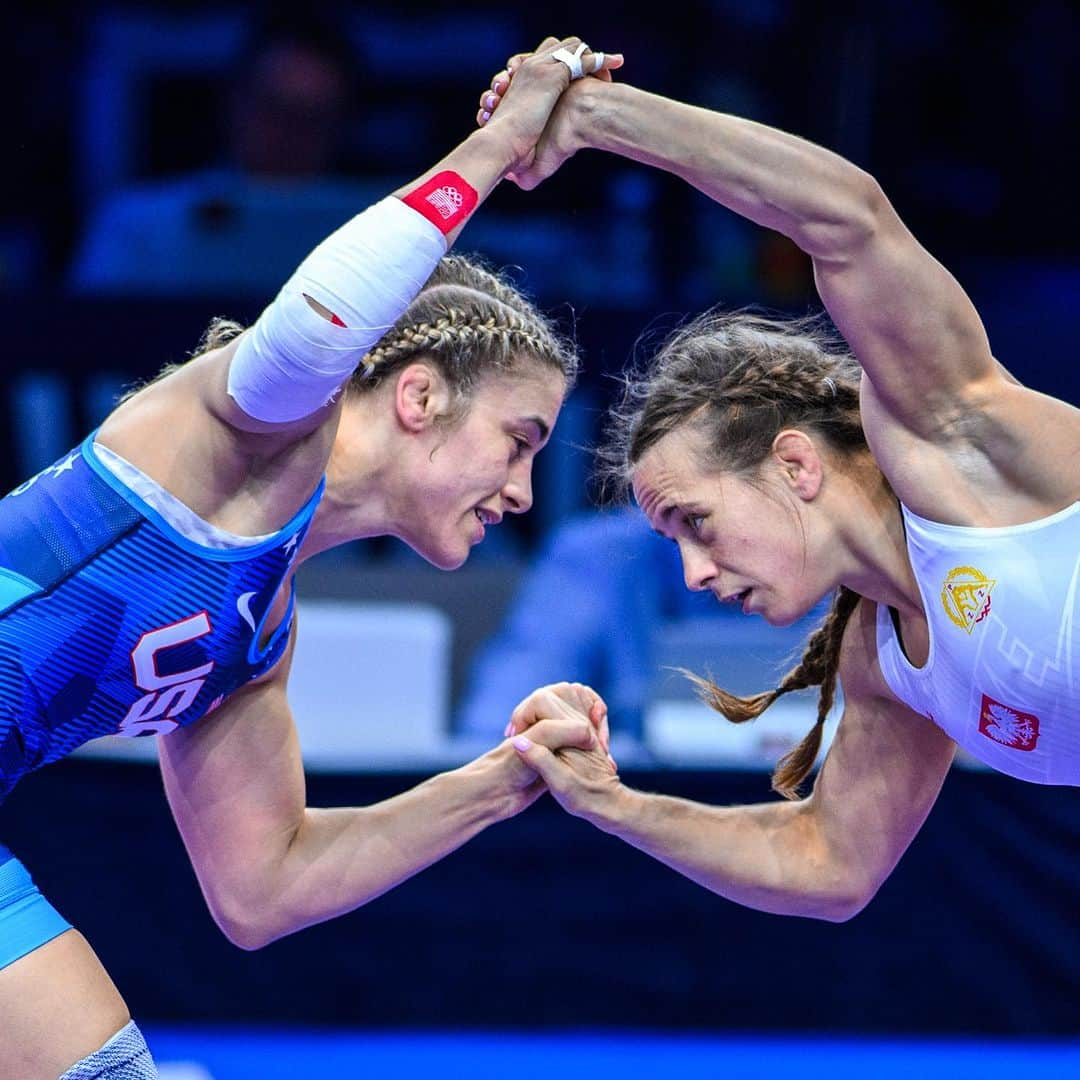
[4,2,1080,1074]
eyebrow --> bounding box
[648,503,676,538]
[523,415,550,443]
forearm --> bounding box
[575,82,882,260]
[595,787,865,921]
[391,127,517,245]
[225,126,518,428]
[233,758,517,948]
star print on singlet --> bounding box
[0,433,324,802]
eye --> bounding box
[686,513,706,534]
[510,437,530,461]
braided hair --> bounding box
[599,310,869,799]
[117,257,574,411]
[349,254,578,416]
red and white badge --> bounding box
[978,694,1040,752]
[402,171,479,235]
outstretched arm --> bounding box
[510,602,956,920]
[158,632,600,950]
[99,39,620,524]
[486,75,996,439]
[210,37,619,440]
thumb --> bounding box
[511,733,569,784]
[590,51,624,76]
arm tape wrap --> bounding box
[227,196,447,423]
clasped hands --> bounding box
[501,681,624,826]
[474,35,623,189]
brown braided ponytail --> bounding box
[599,310,871,799]
[348,254,578,415]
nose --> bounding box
[502,460,534,515]
[679,541,717,592]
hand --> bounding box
[480,712,606,820]
[477,37,623,184]
[510,724,624,827]
[505,682,612,765]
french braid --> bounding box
[599,310,870,799]
[117,258,574,420]
[349,254,577,409]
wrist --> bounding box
[584,779,642,836]
[569,79,627,153]
[454,747,531,825]
[468,116,530,177]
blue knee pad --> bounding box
[59,1020,158,1079]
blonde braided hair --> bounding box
[350,255,577,411]
[599,309,871,799]
[117,258,576,411]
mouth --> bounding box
[474,507,502,527]
[718,587,752,609]
[470,505,501,544]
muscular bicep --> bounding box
[802,600,956,903]
[813,188,999,436]
[809,693,955,901]
[158,659,306,929]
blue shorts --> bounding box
[0,843,72,970]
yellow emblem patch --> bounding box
[941,565,996,633]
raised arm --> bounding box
[158,632,599,950]
[99,39,619,520]
[511,601,956,920]
[578,83,998,427]
[488,72,1001,440]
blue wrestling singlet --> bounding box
[0,432,324,803]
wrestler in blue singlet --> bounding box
[0,432,323,967]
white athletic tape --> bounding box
[551,42,589,80]
[227,197,447,423]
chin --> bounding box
[763,610,799,628]
[411,537,470,571]
[764,593,825,628]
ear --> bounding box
[771,429,824,501]
[394,363,452,433]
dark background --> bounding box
[2,0,1079,1038]
[5,759,1080,1034]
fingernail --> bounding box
[504,720,512,737]
[608,755,618,771]
[511,735,533,751]
[481,110,492,124]
[486,93,497,111]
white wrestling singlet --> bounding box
[876,501,1080,785]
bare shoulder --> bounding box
[860,370,1080,526]
[810,597,955,813]
[94,337,338,531]
[835,596,948,755]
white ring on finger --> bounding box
[551,41,589,80]
[590,51,605,74]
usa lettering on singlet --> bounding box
[0,433,323,801]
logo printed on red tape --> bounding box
[978,694,1040,752]
[402,171,478,235]
[426,185,464,220]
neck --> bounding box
[296,397,406,562]
[828,461,921,618]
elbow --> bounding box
[795,169,892,262]
[221,921,276,953]
[811,868,882,923]
[206,886,291,952]
[213,905,280,952]
[815,890,871,924]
